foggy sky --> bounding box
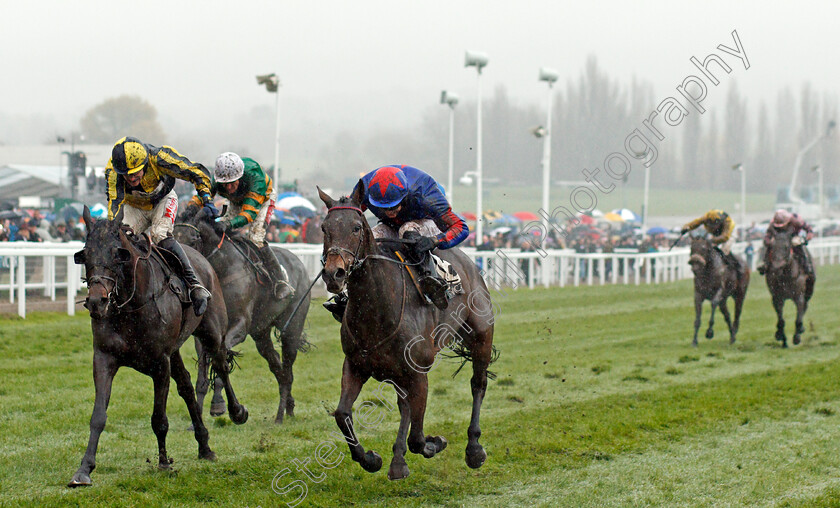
[2,0,838,169]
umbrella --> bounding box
[491,226,512,235]
[647,226,668,235]
[89,203,107,218]
[577,214,595,225]
[513,211,539,221]
[612,208,641,222]
[590,209,605,218]
[603,212,624,222]
[460,212,477,221]
[0,210,26,220]
[58,203,84,221]
[290,206,315,219]
[277,195,316,212]
[500,214,521,224]
[273,208,302,226]
[483,210,503,221]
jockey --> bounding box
[187,152,293,300]
[105,136,212,316]
[757,209,815,276]
[323,165,468,321]
[681,209,741,273]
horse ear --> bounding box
[317,186,335,209]
[349,180,364,207]
[73,250,86,265]
[115,247,131,264]
[83,205,93,226]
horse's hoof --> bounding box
[793,336,801,346]
[230,405,249,425]
[209,402,227,417]
[199,450,217,461]
[705,329,714,339]
[274,414,285,425]
[387,460,410,480]
[67,472,92,488]
[465,445,487,469]
[430,435,448,453]
[729,337,736,345]
[691,340,698,348]
[158,460,172,470]
[361,451,382,473]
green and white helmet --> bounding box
[214,152,244,183]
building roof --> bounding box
[0,165,63,201]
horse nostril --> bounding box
[335,268,346,280]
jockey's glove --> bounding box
[214,216,233,231]
[413,235,438,253]
[203,201,219,217]
[680,227,689,235]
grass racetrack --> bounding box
[2,266,840,507]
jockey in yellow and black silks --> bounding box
[681,209,741,272]
[105,136,213,316]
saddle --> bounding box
[226,232,271,285]
[149,246,193,304]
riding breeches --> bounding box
[224,189,277,247]
[372,219,442,240]
[120,190,178,244]
[717,237,734,255]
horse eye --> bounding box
[352,225,361,233]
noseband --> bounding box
[82,234,152,313]
[322,206,367,276]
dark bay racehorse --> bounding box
[688,236,750,346]
[68,207,248,487]
[318,187,496,480]
[174,207,310,423]
[764,228,815,347]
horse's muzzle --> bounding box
[322,268,346,293]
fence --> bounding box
[3,238,840,318]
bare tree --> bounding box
[80,95,166,143]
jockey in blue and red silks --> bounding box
[323,165,469,321]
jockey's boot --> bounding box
[417,252,449,311]
[258,245,294,300]
[160,237,211,316]
[323,292,348,323]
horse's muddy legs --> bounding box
[334,360,381,473]
[405,376,447,462]
[253,329,295,424]
[387,396,412,480]
[706,296,720,340]
[692,293,703,347]
[209,349,248,425]
[719,300,736,344]
[68,353,118,487]
[170,351,215,461]
[151,360,173,470]
[466,343,491,469]
[773,295,788,348]
[793,295,807,345]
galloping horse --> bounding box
[688,235,750,346]
[174,207,310,423]
[68,206,248,487]
[764,228,815,347]
[318,187,496,480]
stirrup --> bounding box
[420,276,448,310]
[273,280,294,300]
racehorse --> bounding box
[764,227,815,347]
[688,235,750,346]
[68,206,248,487]
[174,207,310,423]
[318,187,497,480]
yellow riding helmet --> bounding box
[111,136,149,175]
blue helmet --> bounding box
[367,166,408,208]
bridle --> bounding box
[321,205,423,277]
[83,233,153,313]
[174,222,226,260]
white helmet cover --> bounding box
[214,152,244,183]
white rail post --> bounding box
[66,255,76,316]
[17,255,25,318]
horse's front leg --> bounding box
[334,359,380,473]
[706,290,723,339]
[772,294,788,348]
[719,299,735,344]
[793,294,807,346]
[68,351,118,487]
[405,374,447,460]
[387,394,412,480]
[151,358,173,469]
[692,292,703,347]
[210,318,249,418]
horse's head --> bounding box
[688,235,711,273]
[767,227,794,271]
[317,185,375,293]
[73,206,138,318]
[174,206,222,256]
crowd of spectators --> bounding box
[0,210,86,242]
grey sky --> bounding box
[1,0,837,140]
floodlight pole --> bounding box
[257,73,282,187]
[539,67,558,236]
[466,51,488,242]
[441,91,459,208]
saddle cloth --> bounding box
[431,254,464,296]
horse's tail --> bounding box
[208,349,242,385]
[272,326,314,353]
[440,342,500,380]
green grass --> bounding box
[449,184,776,218]
[2,266,840,506]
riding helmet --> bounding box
[111,136,149,175]
[367,166,408,208]
[214,152,245,183]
